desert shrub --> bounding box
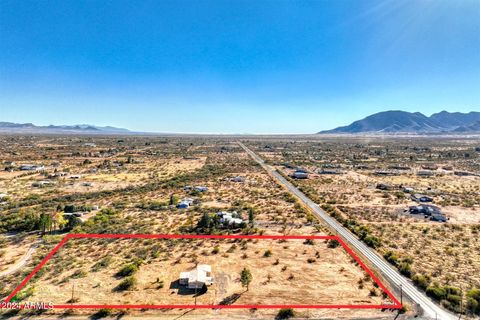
[466,292,480,315]
[116,263,138,277]
[426,285,447,301]
[446,294,462,307]
[70,269,87,279]
[13,286,35,301]
[303,239,314,245]
[364,235,381,248]
[327,239,340,248]
[92,256,112,272]
[115,276,136,291]
[412,274,430,290]
[398,262,412,278]
[263,249,272,257]
[92,308,112,319]
[383,250,400,266]
[276,308,295,319]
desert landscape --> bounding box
[246,136,480,314]
[0,135,403,319]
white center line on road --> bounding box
[238,141,456,320]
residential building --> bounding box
[179,264,214,289]
[217,211,244,226]
[411,194,433,202]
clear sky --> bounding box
[1,0,479,134]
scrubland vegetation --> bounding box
[0,135,396,319]
[246,136,480,316]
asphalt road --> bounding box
[238,141,456,320]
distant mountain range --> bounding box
[0,122,131,134]
[319,111,480,134]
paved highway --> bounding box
[238,141,456,320]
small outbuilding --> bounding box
[411,194,433,203]
[376,183,393,191]
[408,205,441,216]
[217,211,244,226]
[319,169,343,175]
[417,170,434,177]
[230,176,246,182]
[20,164,44,171]
[291,170,308,179]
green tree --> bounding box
[240,267,252,291]
[38,213,52,234]
[66,215,82,230]
[169,194,179,205]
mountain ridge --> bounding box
[0,122,132,134]
[319,110,480,134]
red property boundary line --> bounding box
[3,234,402,310]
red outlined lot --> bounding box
[3,234,402,310]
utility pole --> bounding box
[71,283,75,303]
[194,284,197,305]
[458,286,463,320]
[400,283,403,305]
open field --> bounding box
[19,237,389,308]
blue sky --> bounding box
[1,0,479,133]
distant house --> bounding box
[179,264,214,289]
[417,170,434,177]
[194,186,208,192]
[20,164,44,171]
[319,169,343,175]
[177,198,194,209]
[388,165,411,171]
[217,211,244,226]
[32,181,54,188]
[84,143,97,147]
[421,164,438,170]
[48,172,68,179]
[374,170,398,176]
[355,164,370,170]
[411,194,433,203]
[291,170,308,179]
[403,187,414,193]
[63,212,85,217]
[176,202,189,209]
[454,171,474,177]
[430,214,447,222]
[230,176,246,182]
[408,205,441,216]
[376,183,393,191]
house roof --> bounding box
[180,265,212,284]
